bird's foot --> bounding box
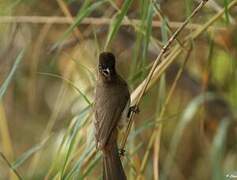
[119,148,126,157]
[127,105,140,118]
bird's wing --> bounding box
[94,87,129,149]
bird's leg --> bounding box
[127,105,140,118]
[121,106,139,156]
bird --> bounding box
[93,52,131,180]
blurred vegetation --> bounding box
[0,0,237,180]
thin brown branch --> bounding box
[195,0,236,24]
[0,152,23,180]
[0,16,221,30]
[152,0,184,49]
[120,0,209,153]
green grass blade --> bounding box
[12,137,49,169]
[60,113,90,177]
[68,56,96,83]
[0,152,23,180]
[105,0,134,49]
[54,0,107,49]
[64,143,95,179]
[46,106,90,178]
[211,119,230,180]
[185,0,193,16]
[0,49,25,101]
[129,0,152,83]
[79,153,101,179]
[38,72,92,106]
[141,2,153,78]
[6,0,22,12]
[162,93,216,180]
[224,0,230,25]
[161,17,168,43]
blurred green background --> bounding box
[0,0,237,179]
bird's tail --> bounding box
[103,140,126,180]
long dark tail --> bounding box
[102,138,126,180]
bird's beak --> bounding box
[102,68,110,77]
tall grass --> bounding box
[0,49,25,179]
[0,0,237,179]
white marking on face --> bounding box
[102,68,110,77]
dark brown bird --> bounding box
[94,52,130,180]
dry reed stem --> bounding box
[0,104,14,164]
[120,0,209,154]
[0,16,223,30]
[0,104,17,180]
[152,0,184,48]
[130,0,237,109]
[0,152,23,180]
[152,45,192,180]
[56,0,84,41]
[195,0,236,24]
[126,0,237,178]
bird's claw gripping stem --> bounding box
[119,148,126,157]
[127,105,140,118]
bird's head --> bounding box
[98,52,116,82]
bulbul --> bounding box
[94,52,130,180]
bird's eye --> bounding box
[102,65,107,69]
[99,65,106,71]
